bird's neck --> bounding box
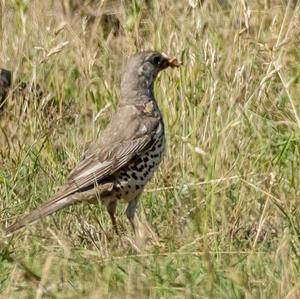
[120,74,156,105]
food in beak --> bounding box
[168,57,182,68]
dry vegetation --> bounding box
[1,0,300,298]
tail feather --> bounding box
[5,197,74,234]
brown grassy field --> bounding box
[1,0,300,298]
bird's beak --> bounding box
[167,57,183,68]
[160,54,182,70]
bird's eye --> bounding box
[152,56,161,65]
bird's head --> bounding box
[120,51,181,104]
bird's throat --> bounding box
[120,75,156,104]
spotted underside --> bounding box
[106,131,165,204]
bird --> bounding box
[6,51,182,235]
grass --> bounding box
[1,0,300,298]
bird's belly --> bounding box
[115,135,165,202]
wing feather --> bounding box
[49,134,154,203]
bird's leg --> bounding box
[126,198,139,234]
[107,201,119,235]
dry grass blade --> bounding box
[39,41,69,64]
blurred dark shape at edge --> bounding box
[0,68,12,109]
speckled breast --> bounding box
[114,131,165,202]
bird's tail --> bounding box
[5,196,75,235]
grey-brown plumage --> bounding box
[6,51,181,234]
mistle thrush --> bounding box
[6,51,181,234]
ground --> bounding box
[1,0,300,298]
